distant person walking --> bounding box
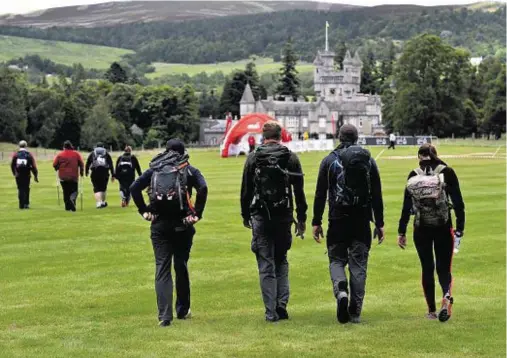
[130,139,208,327]
[85,143,114,208]
[312,124,385,324]
[241,121,308,322]
[397,144,465,322]
[53,140,84,212]
[388,133,396,149]
[115,146,142,207]
[11,140,38,209]
[248,134,256,153]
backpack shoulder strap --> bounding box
[414,168,425,176]
[434,165,446,175]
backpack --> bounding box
[406,165,450,227]
[15,150,30,170]
[117,155,133,176]
[253,145,302,216]
[330,145,372,207]
[92,148,109,169]
[149,151,193,215]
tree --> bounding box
[244,61,265,100]
[104,62,128,84]
[334,41,347,70]
[378,41,396,92]
[199,89,220,118]
[219,71,248,118]
[107,83,137,129]
[276,37,301,100]
[0,68,28,142]
[26,87,65,147]
[360,50,377,94]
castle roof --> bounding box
[240,83,255,104]
[343,50,354,65]
[352,51,363,65]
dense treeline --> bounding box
[5,55,102,79]
[0,6,504,64]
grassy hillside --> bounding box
[0,35,133,69]
[148,58,314,78]
[0,146,505,357]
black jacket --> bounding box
[240,143,308,222]
[85,148,115,177]
[11,150,38,179]
[115,153,142,179]
[398,159,465,234]
[312,144,384,228]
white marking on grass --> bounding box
[493,145,502,158]
[375,149,385,161]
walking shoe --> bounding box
[349,315,361,324]
[102,202,108,208]
[121,200,126,208]
[276,307,289,320]
[337,291,350,324]
[265,316,279,323]
[159,320,171,327]
[426,312,438,320]
[177,309,192,320]
[438,295,453,322]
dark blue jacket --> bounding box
[312,144,384,228]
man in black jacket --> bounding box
[130,139,208,327]
[11,140,39,209]
[312,124,385,324]
[85,143,115,208]
[241,121,308,322]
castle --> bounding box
[240,46,384,138]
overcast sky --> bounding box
[0,0,501,16]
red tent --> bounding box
[220,113,289,157]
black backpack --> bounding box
[330,145,372,207]
[253,144,302,215]
[117,155,133,176]
[92,148,109,169]
[16,150,30,171]
[149,151,193,215]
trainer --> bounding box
[11,140,38,209]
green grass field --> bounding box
[148,58,314,79]
[0,145,505,357]
[0,35,134,69]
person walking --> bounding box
[397,143,465,322]
[312,124,385,324]
[241,121,308,322]
[248,134,256,153]
[11,140,38,209]
[115,146,142,207]
[85,142,114,208]
[130,139,208,327]
[53,141,84,212]
[388,133,396,149]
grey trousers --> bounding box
[327,217,372,316]
[251,215,292,320]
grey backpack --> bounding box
[406,165,449,227]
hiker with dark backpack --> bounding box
[397,144,465,322]
[85,142,115,208]
[115,146,142,207]
[312,124,385,324]
[241,121,308,322]
[11,140,39,209]
[130,139,208,327]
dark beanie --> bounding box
[63,140,73,150]
[166,139,185,155]
[339,124,359,143]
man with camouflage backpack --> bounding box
[241,121,308,322]
[397,144,465,323]
[312,124,385,324]
[130,139,208,327]
[85,142,115,208]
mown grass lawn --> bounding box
[0,145,505,357]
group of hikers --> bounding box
[10,121,465,328]
[11,140,142,211]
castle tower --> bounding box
[240,83,255,116]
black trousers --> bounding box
[413,225,454,313]
[61,181,78,211]
[251,215,292,320]
[91,172,109,193]
[150,220,195,322]
[326,215,372,317]
[249,144,255,153]
[118,177,134,203]
[388,141,396,149]
[16,176,30,209]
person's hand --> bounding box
[34,177,39,183]
[243,218,252,229]
[453,230,463,254]
[312,225,324,244]
[142,212,155,222]
[295,221,306,239]
[183,215,199,226]
[398,234,407,250]
[374,227,385,245]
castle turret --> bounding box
[240,83,255,116]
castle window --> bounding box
[319,117,326,128]
[346,68,349,72]
[352,88,355,93]
[330,88,336,95]
[353,76,359,82]
[339,88,342,95]
[359,120,363,128]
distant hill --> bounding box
[0,1,359,28]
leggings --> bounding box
[413,225,454,313]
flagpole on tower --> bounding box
[325,21,329,51]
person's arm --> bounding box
[311,156,330,226]
[445,167,465,233]
[78,153,85,177]
[29,153,39,180]
[397,171,416,235]
[240,154,255,221]
[188,166,208,219]
[288,153,307,223]
[133,155,142,176]
[107,154,115,177]
[53,154,60,171]
[369,158,384,228]
[85,153,92,176]
[10,153,17,177]
[130,169,154,215]
[115,156,121,175]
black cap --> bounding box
[166,139,185,155]
[339,124,358,143]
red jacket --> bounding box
[53,149,84,182]
[248,136,256,146]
